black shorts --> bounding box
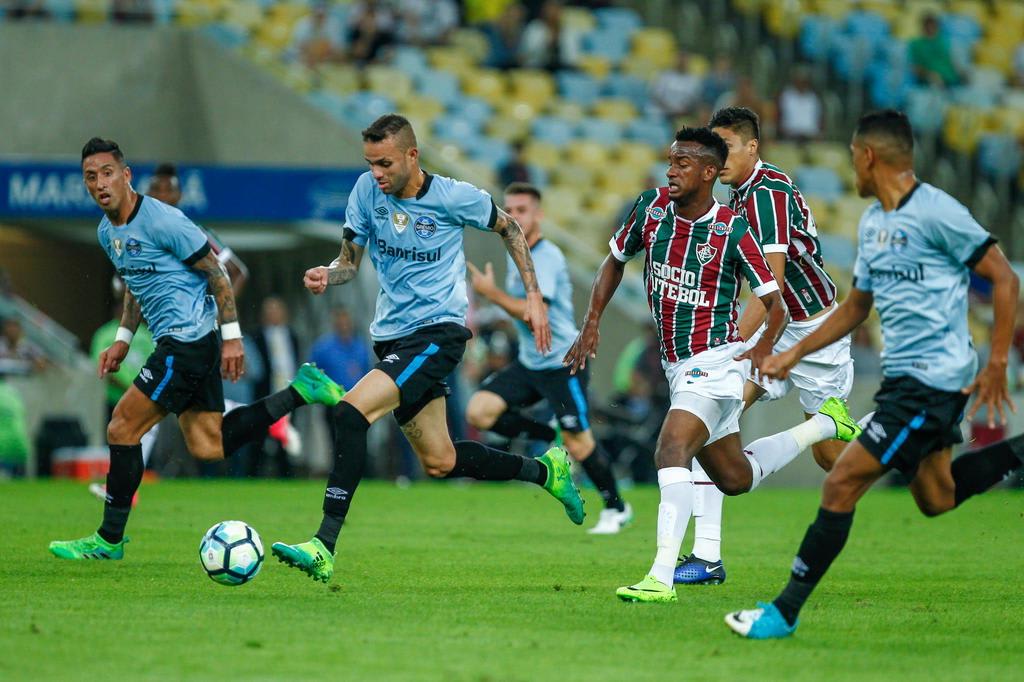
[481,360,591,433]
[857,375,968,476]
[134,331,225,415]
[373,323,472,425]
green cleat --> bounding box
[290,363,346,407]
[271,537,334,583]
[616,574,678,603]
[49,533,126,560]
[819,397,862,443]
[538,446,585,525]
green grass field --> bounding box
[1,480,1020,681]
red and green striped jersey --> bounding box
[729,160,837,320]
[611,188,779,363]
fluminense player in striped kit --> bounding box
[564,127,862,603]
[674,107,857,585]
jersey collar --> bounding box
[415,171,433,199]
[671,200,720,225]
[735,159,764,195]
[895,181,921,211]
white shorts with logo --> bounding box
[749,304,854,413]
[664,341,749,445]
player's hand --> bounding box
[467,261,497,299]
[963,360,1016,428]
[734,338,774,382]
[524,290,551,354]
[758,348,799,381]
[98,341,129,378]
[221,338,245,383]
[304,266,329,295]
[563,319,598,375]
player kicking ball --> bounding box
[726,110,1023,639]
[49,139,345,560]
[466,182,632,535]
[565,127,861,604]
[271,115,584,584]
[674,107,856,585]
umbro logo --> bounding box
[140,368,153,383]
[374,207,389,217]
[791,556,809,578]
[867,422,886,442]
[325,487,348,500]
[382,354,400,363]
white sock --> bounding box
[650,467,692,587]
[743,414,837,491]
[690,460,723,563]
[140,423,159,468]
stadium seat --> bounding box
[567,140,610,167]
[448,96,494,127]
[546,100,587,124]
[523,141,562,170]
[464,137,514,169]
[581,28,633,65]
[539,186,586,224]
[450,28,490,64]
[398,94,445,123]
[222,1,263,33]
[629,28,677,70]
[829,33,874,81]
[625,117,673,149]
[365,66,413,102]
[795,166,844,202]
[530,117,577,147]
[391,46,431,79]
[317,64,360,97]
[596,165,646,197]
[576,55,613,80]
[432,115,482,144]
[202,23,250,51]
[484,116,530,143]
[414,69,461,106]
[615,142,658,169]
[843,10,891,52]
[558,71,602,107]
[43,0,76,22]
[577,117,623,144]
[460,68,507,105]
[943,105,986,154]
[905,86,950,136]
[594,6,643,33]
[977,134,1023,180]
[799,15,838,62]
[603,73,648,102]
[551,163,600,190]
[561,5,597,33]
[306,90,347,121]
[341,91,396,128]
[591,98,637,125]
[509,69,556,103]
[427,46,477,77]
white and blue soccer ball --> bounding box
[199,520,264,586]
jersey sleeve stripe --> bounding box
[183,242,211,266]
[609,238,632,262]
[965,236,997,269]
[763,244,789,254]
[752,280,780,297]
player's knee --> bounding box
[466,399,498,430]
[107,416,137,445]
[421,446,456,478]
[915,495,953,518]
[185,433,223,461]
[561,431,593,460]
[654,443,694,469]
[717,469,752,496]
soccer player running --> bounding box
[50,139,345,560]
[564,127,861,603]
[726,110,1024,639]
[466,182,632,535]
[674,107,856,585]
[271,115,585,583]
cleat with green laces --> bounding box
[49,533,127,560]
[271,537,334,583]
[290,363,346,407]
[538,446,585,525]
[818,397,862,443]
[616,574,678,603]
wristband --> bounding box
[115,327,134,345]
[221,322,242,340]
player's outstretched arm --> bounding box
[563,254,625,374]
[964,243,1019,427]
[467,261,539,321]
[304,230,364,295]
[492,208,551,353]
[192,250,245,382]
[761,287,873,380]
[735,289,787,381]
[99,289,141,378]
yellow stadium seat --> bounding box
[266,62,315,94]
[268,2,308,24]
[397,94,445,122]
[450,28,490,64]
[948,0,989,23]
[240,43,281,67]
[253,18,297,51]
[318,64,360,97]
[458,160,497,188]
[831,194,873,240]
[615,142,659,169]
[809,0,851,21]
[585,190,634,219]
[461,68,507,104]
[223,1,264,32]
[365,65,413,101]
[630,28,677,70]
[428,46,478,75]
[540,186,585,224]
[620,56,660,81]
[733,0,767,17]
[761,142,807,176]
[561,6,597,32]
[596,165,646,197]
[591,98,637,124]
[485,116,531,142]
[577,55,612,80]
[75,0,110,23]
[763,2,804,39]
[495,98,539,123]
[973,41,1013,75]
[986,107,1024,137]
[175,0,222,26]
[567,141,610,166]
[546,100,587,123]
[550,163,599,189]
[803,197,834,233]
[509,69,556,101]
[523,142,562,170]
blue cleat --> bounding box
[674,554,726,585]
[724,601,797,639]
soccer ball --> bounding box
[199,520,265,586]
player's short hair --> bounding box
[674,127,729,169]
[709,106,760,142]
[153,162,178,179]
[503,182,542,202]
[81,138,125,165]
[362,114,417,150]
[854,109,914,162]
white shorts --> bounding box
[664,341,748,445]
[750,305,854,413]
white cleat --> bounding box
[587,503,634,535]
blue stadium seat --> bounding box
[941,14,982,47]
[843,10,890,53]
[603,73,648,102]
[905,87,949,135]
[577,117,623,144]
[625,117,672,150]
[202,23,249,51]
[581,28,632,64]
[530,116,577,146]
[593,6,643,33]
[795,166,843,202]
[977,134,1023,180]
[43,0,75,22]
[432,115,483,144]
[307,91,348,121]
[867,61,911,108]
[447,96,493,126]
[799,15,838,62]
[391,47,430,79]
[557,71,602,107]
[829,34,874,81]
[413,69,461,107]
[465,137,514,168]
[341,92,396,129]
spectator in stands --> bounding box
[251,297,301,477]
[111,0,153,23]
[649,50,704,121]
[0,318,47,373]
[4,0,49,20]
[483,3,526,70]
[519,0,581,71]
[908,13,963,88]
[309,306,372,395]
[713,76,776,139]
[348,0,397,65]
[289,0,347,67]
[497,140,533,187]
[777,66,824,142]
[396,0,459,46]
[702,55,737,113]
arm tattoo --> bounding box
[494,211,540,294]
[327,238,363,286]
[193,252,238,324]
[119,290,143,331]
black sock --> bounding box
[489,412,557,442]
[952,435,1024,507]
[97,444,144,544]
[221,387,304,455]
[315,402,370,554]
[579,444,624,511]
[773,507,854,626]
[446,440,547,486]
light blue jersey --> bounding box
[97,196,217,342]
[345,171,496,341]
[505,239,578,370]
[852,183,995,392]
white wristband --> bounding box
[115,327,134,345]
[221,322,242,340]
